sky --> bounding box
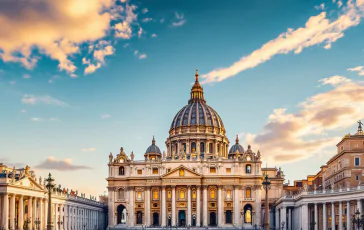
[1,0,364,198]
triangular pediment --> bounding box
[161,165,202,178]
[12,176,45,191]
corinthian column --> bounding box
[196,186,201,227]
[187,186,192,226]
[218,185,223,227]
[129,187,135,227]
[10,194,15,229]
[234,186,240,226]
[161,186,166,227]
[203,186,208,227]
[28,197,33,229]
[171,186,176,226]
[2,193,9,229]
[19,195,24,230]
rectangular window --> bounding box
[355,157,360,166]
[137,170,142,175]
[210,167,216,173]
[356,175,359,181]
[153,168,159,174]
[226,168,231,173]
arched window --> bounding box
[246,164,251,174]
[209,143,213,153]
[179,169,185,177]
[226,190,231,199]
[245,187,251,199]
[179,190,185,199]
[244,204,252,223]
[153,190,159,200]
[118,188,125,199]
[210,189,215,199]
[119,166,125,175]
[191,142,196,153]
[200,142,205,153]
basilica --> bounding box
[106,70,285,228]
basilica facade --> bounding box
[106,71,285,228]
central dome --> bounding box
[170,70,225,131]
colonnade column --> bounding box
[108,189,114,226]
[255,185,261,226]
[301,204,308,230]
[32,197,36,229]
[347,201,351,230]
[331,202,335,230]
[161,186,166,227]
[288,208,292,230]
[28,197,33,229]
[281,207,286,230]
[314,203,318,230]
[275,208,279,229]
[171,186,176,226]
[55,204,58,230]
[196,186,201,227]
[145,186,150,226]
[9,194,15,229]
[234,185,239,226]
[63,204,67,230]
[39,198,43,230]
[203,186,208,227]
[43,199,48,230]
[357,199,362,213]
[2,193,9,229]
[323,203,327,230]
[19,195,24,229]
[339,202,343,230]
[218,185,223,227]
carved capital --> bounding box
[171,185,176,188]
[202,185,209,189]
[234,185,241,190]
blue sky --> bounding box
[1,0,364,197]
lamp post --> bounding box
[24,217,31,230]
[262,173,271,230]
[352,209,364,230]
[241,211,244,230]
[281,221,285,230]
[34,217,41,230]
[46,173,55,230]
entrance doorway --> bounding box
[136,211,143,225]
[209,212,217,226]
[153,212,159,226]
[226,210,232,224]
[117,204,126,224]
[178,210,186,227]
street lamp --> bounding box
[46,173,55,230]
[240,211,245,230]
[281,221,285,230]
[262,173,271,230]
[34,217,41,230]
[352,209,364,229]
[24,217,31,230]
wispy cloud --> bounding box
[82,148,96,152]
[20,109,26,113]
[245,78,364,164]
[142,18,153,22]
[48,75,61,84]
[151,34,157,38]
[101,114,111,119]
[21,95,68,107]
[30,117,42,122]
[142,8,148,14]
[172,12,186,27]
[9,81,16,85]
[138,27,143,38]
[318,75,352,86]
[139,53,147,59]
[348,66,364,75]
[201,1,364,84]
[315,3,325,10]
[23,74,31,79]
[35,156,92,171]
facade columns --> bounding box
[10,194,15,229]
[255,186,261,226]
[171,186,176,226]
[288,208,292,230]
[187,185,192,226]
[196,186,201,227]
[145,186,150,226]
[2,193,9,230]
[28,197,33,230]
[43,199,48,230]
[55,204,58,230]
[108,189,114,226]
[218,185,223,227]
[280,207,286,230]
[129,187,135,227]
[347,201,351,230]
[339,201,343,230]
[39,198,43,230]
[19,195,24,230]
[275,208,279,229]
[161,186,166,227]
[323,203,327,230]
[32,197,36,229]
[314,203,318,230]
[63,204,68,230]
[234,186,239,226]
[357,199,362,213]
[301,204,308,230]
[203,186,208,227]
[331,202,335,230]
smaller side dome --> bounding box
[145,136,162,156]
[229,135,244,154]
